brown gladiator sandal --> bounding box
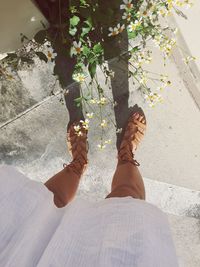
[64,121,89,176]
[118,107,146,166]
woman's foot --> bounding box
[118,108,146,166]
[65,121,89,176]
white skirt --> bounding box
[0,165,178,267]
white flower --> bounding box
[117,23,125,33]
[120,0,133,10]
[77,131,83,136]
[74,125,83,136]
[97,144,106,149]
[109,70,115,78]
[46,47,57,61]
[173,28,178,35]
[108,24,124,37]
[90,98,97,104]
[72,41,82,55]
[108,27,119,37]
[140,75,147,85]
[86,112,94,119]
[97,97,107,105]
[100,120,107,128]
[157,86,164,92]
[132,51,152,67]
[137,5,154,19]
[80,119,90,130]
[116,128,122,133]
[158,7,169,17]
[128,20,141,32]
[184,1,193,9]
[80,118,89,124]
[73,73,86,83]
[149,102,155,108]
[183,55,196,64]
[161,80,172,88]
[105,139,111,144]
[122,12,132,21]
[105,69,115,78]
[144,92,164,107]
[74,125,81,132]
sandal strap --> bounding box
[64,122,88,175]
[118,144,140,166]
[63,159,88,176]
[118,110,146,166]
[117,158,140,166]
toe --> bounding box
[135,121,146,134]
[138,115,144,122]
[135,131,144,140]
[132,113,139,121]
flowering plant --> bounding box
[0,0,195,149]
[66,0,194,147]
[69,0,194,104]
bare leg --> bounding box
[44,165,83,208]
[105,161,145,200]
[106,111,146,200]
[44,122,88,208]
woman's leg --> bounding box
[106,111,146,200]
[105,161,145,200]
[44,165,83,208]
[44,122,88,208]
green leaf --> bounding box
[87,52,95,62]
[88,61,97,78]
[80,0,89,7]
[74,97,82,107]
[93,43,103,54]
[82,27,91,36]
[70,15,80,27]
[131,46,139,53]
[75,62,85,71]
[82,46,91,56]
[81,20,92,36]
[128,31,137,40]
[69,27,77,36]
[84,19,92,28]
[74,97,82,102]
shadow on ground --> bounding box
[33,0,140,149]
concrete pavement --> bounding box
[1,9,200,267]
